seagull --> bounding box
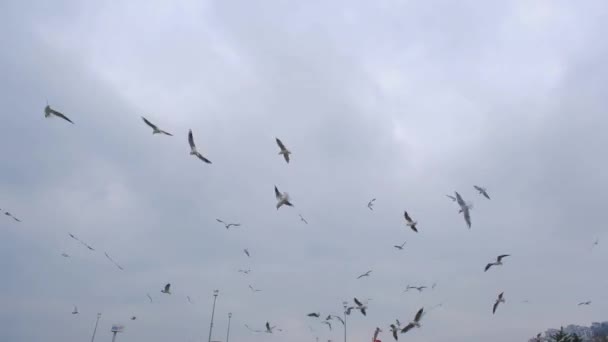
[4,212,21,222]
[265,321,281,333]
[404,285,427,293]
[187,296,194,304]
[591,238,599,250]
[248,285,262,293]
[188,129,212,164]
[485,254,510,272]
[274,185,293,210]
[307,312,320,318]
[299,214,308,224]
[446,194,457,202]
[244,249,250,257]
[403,211,418,233]
[493,292,505,314]
[104,252,124,271]
[146,294,153,303]
[72,306,79,315]
[367,198,376,211]
[578,301,592,306]
[401,307,424,334]
[44,103,74,124]
[431,282,437,290]
[275,138,291,163]
[357,270,372,279]
[455,192,472,228]
[474,185,491,200]
[130,316,137,320]
[141,117,172,136]
[161,283,171,294]
[322,321,332,331]
[238,269,251,274]
[389,324,399,340]
[61,253,70,258]
[353,297,367,316]
[67,233,95,251]
[216,219,241,229]
[393,241,406,250]
[325,315,332,321]
[332,315,345,325]
[373,327,382,342]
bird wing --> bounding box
[360,308,367,316]
[266,322,271,331]
[164,283,171,292]
[373,328,381,341]
[498,292,504,300]
[275,138,286,151]
[414,308,424,322]
[410,225,418,233]
[493,301,499,314]
[323,321,332,330]
[142,116,158,130]
[474,185,482,192]
[147,294,153,303]
[216,219,225,224]
[274,186,281,199]
[497,254,510,262]
[159,129,173,136]
[50,108,74,123]
[194,152,212,164]
[354,297,363,306]
[392,329,399,340]
[334,316,345,325]
[463,207,471,228]
[283,153,290,163]
[455,192,466,207]
[188,129,196,149]
[484,263,494,272]
[403,211,412,222]
[400,324,415,334]
[446,194,456,201]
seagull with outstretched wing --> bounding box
[104,252,124,271]
[401,307,424,334]
[357,270,372,279]
[403,211,418,232]
[45,103,74,124]
[216,218,241,229]
[393,241,406,250]
[367,198,376,211]
[353,297,367,316]
[244,249,250,257]
[578,301,592,306]
[275,138,291,163]
[141,116,172,136]
[455,192,472,228]
[473,185,491,200]
[274,185,293,210]
[485,254,510,272]
[390,324,399,340]
[299,214,308,224]
[4,212,21,222]
[161,283,171,294]
[248,285,262,293]
[72,305,79,314]
[188,129,212,163]
[493,292,505,314]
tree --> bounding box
[570,333,583,342]
[549,327,572,342]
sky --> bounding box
[1,1,607,341]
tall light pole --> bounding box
[207,290,219,342]
[342,301,348,342]
[226,313,232,342]
[90,312,101,342]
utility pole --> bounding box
[207,290,219,342]
[343,301,348,342]
[226,313,232,342]
[90,313,101,342]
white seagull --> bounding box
[216,219,241,229]
[403,211,418,233]
[274,185,293,210]
[275,138,291,163]
[367,198,376,211]
[401,307,424,334]
[188,129,212,164]
[299,214,308,224]
[72,306,79,315]
[161,283,171,294]
[353,297,367,316]
[45,103,74,124]
[455,192,472,228]
[393,241,406,250]
[248,285,262,293]
[485,254,510,272]
[265,321,282,333]
[244,249,251,257]
[4,212,21,222]
[357,270,372,279]
[61,253,70,258]
[493,292,505,314]
[389,324,399,340]
[474,185,491,200]
[578,301,592,306]
[141,116,172,136]
[146,294,153,303]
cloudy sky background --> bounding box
[1,1,607,341]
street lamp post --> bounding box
[207,290,219,342]
[226,313,232,342]
[90,313,101,342]
[342,301,348,342]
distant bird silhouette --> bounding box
[216,219,241,229]
[473,185,491,199]
[367,198,376,211]
[393,241,406,250]
[188,129,212,164]
[161,283,171,294]
[401,308,424,334]
[484,254,510,272]
[45,103,73,124]
[141,116,172,136]
[357,270,372,279]
[493,292,505,314]
[578,301,591,306]
[274,185,293,210]
[403,211,418,232]
[275,138,291,163]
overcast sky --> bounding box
[1,1,607,341]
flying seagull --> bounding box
[4,212,21,222]
[216,219,241,229]
[244,249,250,257]
[578,301,592,306]
[485,254,510,272]
[141,116,172,136]
[299,214,308,224]
[591,238,599,250]
[353,297,367,316]
[44,103,74,124]
[322,321,332,331]
[455,192,472,228]
[238,269,251,274]
[72,306,79,315]
[307,312,320,318]
[367,198,376,211]
[474,185,491,200]
[274,185,293,210]
[161,283,171,294]
[493,292,505,314]
[187,296,194,304]
[373,327,382,342]
[265,321,281,333]
[393,241,406,250]
[357,270,372,279]
[104,252,124,271]
[401,307,424,334]
[130,316,137,320]
[146,294,153,303]
[248,285,262,293]
[67,233,95,251]
[431,282,437,290]
[188,129,212,164]
[404,285,427,293]
[403,211,418,233]
[390,324,399,340]
[275,138,291,163]
[61,253,70,258]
